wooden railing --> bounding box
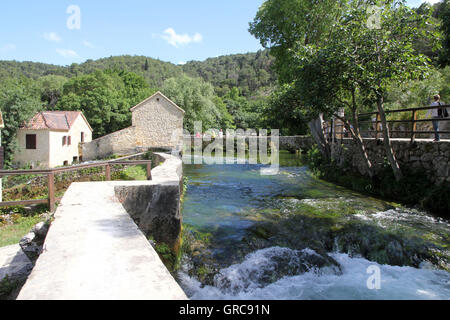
[0,159,152,212]
[325,104,450,143]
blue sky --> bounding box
[0,0,440,66]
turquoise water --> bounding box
[179,152,450,300]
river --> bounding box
[177,152,450,300]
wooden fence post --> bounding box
[48,172,55,212]
[105,164,111,181]
[146,162,152,180]
[411,110,417,143]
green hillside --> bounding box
[0,50,276,97]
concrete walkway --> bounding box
[17,154,187,300]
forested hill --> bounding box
[183,50,276,97]
[0,50,276,97]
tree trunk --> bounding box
[377,94,403,182]
[335,114,374,178]
[308,114,331,161]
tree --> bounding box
[439,0,450,66]
[251,0,440,181]
[57,70,152,137]
[249,0,348,154]
[162,75,231,132]
[344,1,439,181]
[249,0,347,83]
[0,77,43,166]
[288,41,375,177]
[37,75,68,110]
[266,84,309,136]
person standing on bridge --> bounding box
[427,95,448,142]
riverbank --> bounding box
[305,147,450,218]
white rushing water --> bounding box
[179,247,450,300]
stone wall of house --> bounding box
[14,130,50,168]
[331,139,450,184]
[132,94,184,150]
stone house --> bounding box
[14,111,93,168]
[82,91,185,160]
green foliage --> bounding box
[265,84,309,136]
[162,75,232,132]
[222,87,267,130]
[36,75,68,110]
[68,55,183,88]
[182,50,276,97]
[153,242,181,273]
[0,275,20,300]
[57,70,153,137]
[0,77,43,165]
[439,0,450,66]
[0,52,278,138]
[249,0,347,84]
[0,213,46,247]
[113,165,147,181]
[1,52,277,98]
[385,69,445,110]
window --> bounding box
[63,161,68,166]
[68,136,72,146]
[26,134,37,150]
[62,136,67,146]
[73,156,78,163]
[81,132,85,143]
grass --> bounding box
[112,165,147,181]
[0,214,45,248]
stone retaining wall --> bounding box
[331,139,450,184]
[114,153,183,253]
[82,127,137,160]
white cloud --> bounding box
[161,28,203,48]
[178,61,186,65]
[0,44,16,52]
[422,0,441,4]
[83,40,94,48]
[43,32,62,42]
[56,48,79,58]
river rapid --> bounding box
[177,152,450,300]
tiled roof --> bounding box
[21,111,87,131]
